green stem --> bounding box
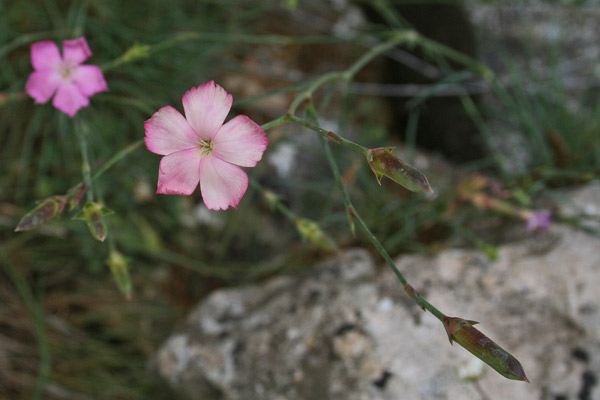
[151,31,355,50]
[260,115,289,132]
[288,31,416,116]
[102,32,369,72]
[249,178,297,222]
[63,139,143,199]
[307,104,446,322]
[75,118,94,202]
[259,114,368,156]
[419,35,494,80]
[92,139,143,182]
[345,30,414,79]
[287,115,368,156]
[288,71,343,115]
[0,30,67,59]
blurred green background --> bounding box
[1,0,599,399]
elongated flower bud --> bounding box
[443,316,529,382]
[295,218,337,252]
[108,249,132,299]
[366,147,433,193]
[15,196,66,232]
[67,183,87,211]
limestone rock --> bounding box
[154,184,600,399]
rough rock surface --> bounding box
[470,2,600,84]
[154,183,600,400]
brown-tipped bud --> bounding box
[366,147,433,193]
[73,202,113,242]
[295,218,337,252]
[108,249,132,300]
[66,183,87,211]
[15,196,67,232]
[443,316,529,383]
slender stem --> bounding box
[288,31,416,116]
[102,32,370,72]
[260,115,289,132]
[0,29,67,59]
[345,30,414,79]
[419,35,494,80]
[92,139,143,182]
[288,71,343,115]
[287,115,368,156]
[249,179,297,221]
[75,118,94,202]
[62,139,143,199]
[307,103,446,322]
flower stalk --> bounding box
[75,118,95,203]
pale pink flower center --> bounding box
[58,62,76,81]
[198,139,213,156]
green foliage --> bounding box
[2,0,599,397]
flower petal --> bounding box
[156,148,201,195]
[30,41,62,70]
[182,81,232,140]
[62,37,92,64]
[199,156,248,210]
[144,106,199,155]
[53,83,89,117]
[25,70,61,104]
[212,115,269,167]
[73,65,108,96]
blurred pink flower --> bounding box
[25,37,108,117]
[525,209,552,231]
[144,81,269,210]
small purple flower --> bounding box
[25,37,108,117]
[525,209,552,232]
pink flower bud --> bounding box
[15,196,67,232]
[67,183,87,211]
[443,316,529,382]
[367,147,433,193]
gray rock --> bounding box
[154,185,600,400]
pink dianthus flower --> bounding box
[25,37,108,117]
[144,81,269,210]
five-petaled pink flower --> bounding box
[25,37,108,117]
[144,81,269,210]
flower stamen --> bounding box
[59,63,74,79]
[198,139,213,156]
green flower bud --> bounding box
[120,43,150,64]
[366,147,433,193]
[295,218,337,252]
[73,202,113,242]
[108,249,132,300]
[15,196,66,232]
[443,316,529,382]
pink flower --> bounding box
[144,81,269,210]
[25,37,108,117]
[525,209,552,232]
